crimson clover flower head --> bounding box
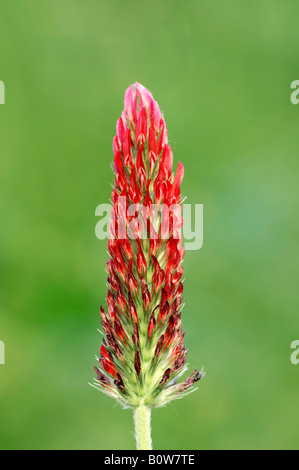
[92,82,205,408]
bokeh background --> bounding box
[0,0,298,450]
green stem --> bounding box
[133,406,152,450]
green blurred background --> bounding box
[0,0,298,450]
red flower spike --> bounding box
[92,82,204,411]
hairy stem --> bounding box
[133,406,152,450]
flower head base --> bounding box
[92,83,205,408]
